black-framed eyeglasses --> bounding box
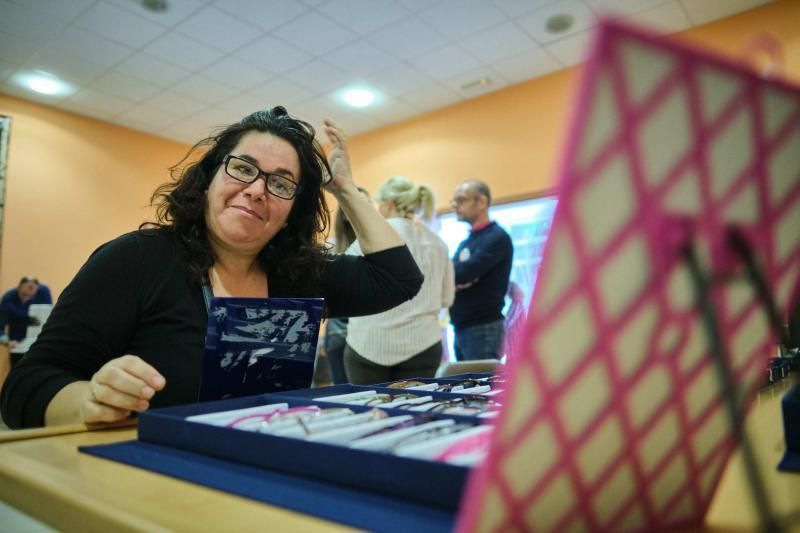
[222,155,299,200]
[435,379,482,392]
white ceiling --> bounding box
[0,0,771,144]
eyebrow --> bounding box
[235,154,297,180]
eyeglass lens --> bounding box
[225,155,297,199]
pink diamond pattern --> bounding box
[459,20,800,532]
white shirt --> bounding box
[345,217,455,365]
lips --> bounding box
[230,205,264,220]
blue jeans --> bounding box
[454,319,505,361]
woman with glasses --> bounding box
[0,107,423,428]
[343,176,455,384]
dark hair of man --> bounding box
[18,277,38,286]
[151,106,332,286]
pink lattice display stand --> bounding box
[458,20,800,532]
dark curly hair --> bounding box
[151,106,331,287]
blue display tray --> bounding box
[134,392,473,510]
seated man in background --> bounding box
[0,276,52,350]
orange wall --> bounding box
[0,95,189,297]
[347,0,800,210]
[1,0,798,299]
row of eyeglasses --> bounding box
[313,389,502,417]
[382,376,505,394]
[187,402,492,466]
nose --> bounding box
[243,175,268,200]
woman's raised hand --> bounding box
[82,354,165,424]
[323,119,354,191]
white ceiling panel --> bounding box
[68,88,137,116]
[106,0,210,26]
[492,0,561,18]
[400,81,464,113]
[492,46,563,83]
[625,1,692,36]
[24,51,107,85]
[293,94,346,123]
[171,74,241,105]
[586,0,673,17]
[9,0,95,21]
[458,21,540,64]
[213,0,310,33]
[56,98,120,121]
[324,41,398,76]
[142,90,207,116]
[334,110,382,135]
[0,0,775,140]
[0,0,68,39]
[114,103,186,131]
[420,1,507,42]
[0,59,17,82]
[367,17,446,61]
[89,71,163,103]
[74,1,166,49]
[113,53,192,88]
[174,5,262,53]
[408,45,481,81]
[43,28,135,68]
[0,30,45,64]
[318,0,411,36]
[397,0,433,13]
[184,106,242,130]
[679,0,771,26]
[372,96,422,125]
[248,77,316,107]
[545,30,594,67]
[156,120,213,145]
[282,59,354,93]
[364,63,433,97]
[202,57,274,91]
[142,32,224,71]
[234,35,311,74]
[215,91,272,117]
[272,11,356,56]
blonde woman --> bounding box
[344,176,455,384]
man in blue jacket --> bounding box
[449,180,513,361]
[0,276,52,350]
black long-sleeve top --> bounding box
[0,230,423,428]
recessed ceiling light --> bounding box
[545,13,575,34]
[12,71,73,96]
[342,88,375,108]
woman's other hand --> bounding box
[82,355,166,424]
